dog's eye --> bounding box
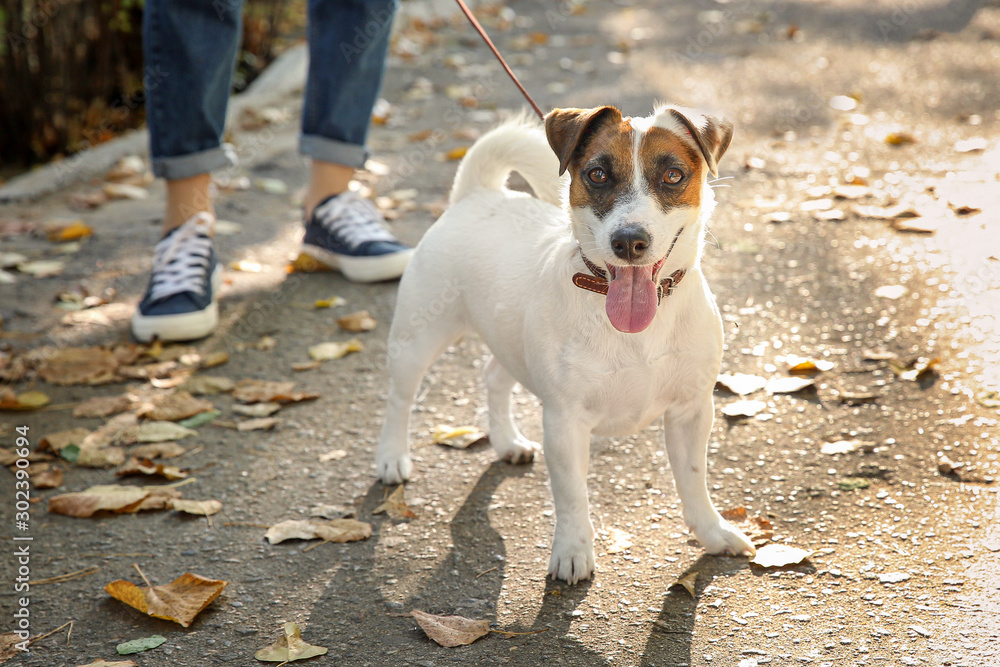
[664,168,684,185]
[587,167,608,184]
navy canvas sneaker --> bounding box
[131,212,222,342]
[301,191,414,282]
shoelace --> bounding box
[313,191,395,251]
[147,212,214,303]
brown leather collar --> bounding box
[572,254,687,305]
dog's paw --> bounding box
[493,435,541,465]
[548,531,596,584]
[376,453,412,485]
[693,518,756,557]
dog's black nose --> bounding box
[610,226,651,262]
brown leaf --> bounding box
[139,391,215,422]
[255,622,328,662]
[785,355,834,374]
[373,485,417,520]
[38,347,118,385]
[675,572,698,598]
[232,402,282,417]
[73,394,134,418]
[409,609,490,648]
[134,487,182,512]
[135,421,197,442]
[40,427,91,453]
[105,569,228,627]
[336,310,377,332]
[33,468,64,489]
[131,442,186,459]
[117,457,188,480]
[76,446,127,468]
[170,499,223,516]
[236,417,278,432]
[264,518,372,544]
[178,375,235,395]
[82,413,139,448]
[49,485,151,517]
[232,379,319,404]
[199,351,230,369]
[75,660,137,667]
[0,631,21,662]
[720,506,774,546]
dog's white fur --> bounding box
[376,111,754,584]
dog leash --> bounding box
[454,0,546,120]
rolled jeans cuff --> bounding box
[151,144,237,180]
[299,134,368,169]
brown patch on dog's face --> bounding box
[567,118,636,218]
[638,127,704,213]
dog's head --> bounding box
[545,105,732,333]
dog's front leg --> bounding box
[663,397,755,556]
[543,409,595,584]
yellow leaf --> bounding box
[105,569,228,627]
[308,338,364,361]
[255,622,328,662]
[47,220,94,242]
[675,572,698,598]
[445,146,469,161]
[289,253,332,273]
[314,295,346,309]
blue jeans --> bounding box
[144,0,397,180]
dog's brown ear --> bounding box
[667,108,733,178]
[545,106,623,176]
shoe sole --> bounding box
[130,266,223,343]
[301,244,414,283]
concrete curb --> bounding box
[0,44,308,204]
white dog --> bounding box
[376,105,755,583]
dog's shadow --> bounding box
[305,461,608,665]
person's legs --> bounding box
[134,0,242,341]
[299,0,413,282]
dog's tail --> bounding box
[448,114,564,208]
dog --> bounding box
[376,105,755,584]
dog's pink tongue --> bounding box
[606,265,658,333]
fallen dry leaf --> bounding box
[716,373,767,395]
[49,485,151,517]
[199,351,230,369]
[16,259,65,277]
[135,421,197,443]
[409,609,490,648]
[308,338,364,361]
[889,356,940,381]
[139,391,215,422]
[232,379,319,404]
[264,518,372,545]
[237,417,278,432]
[116,635,165,655]
[232,402,282,418]
[105,567,228,627]
[604,528,633,554]
[40,427,91,454]
[33,468,64,489]
[851,203,919,220]
[76,660,138,667]
[82,413,139,448]
[289,253,333,273]
[178,375,235,395]
[785,355,834,374]
[766,377,816,394]
[73,394,134,418]
[0,389,50,411]
[255,622,328,662]
[46,219,93,242]
[170,499,223,516]
[314,295,347,309]
[76,446,127,468]
[675,572,698,598]
[884,131,916,146]
[116,457,188,481]
[292,360,322,372]
[750,543,812,568]
[892,216,939,233]
[336,310,377,332]
[373,485,417,520]
[432,425,486,449]
[720,506,774,546]
[131,442,186,459]
[39,347,118,385]
[721,399,767,418]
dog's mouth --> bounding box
[604,256,666,334]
